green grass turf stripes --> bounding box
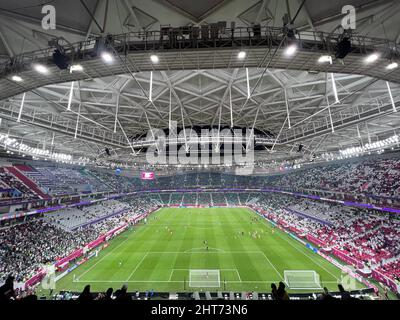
[53,207,366,294]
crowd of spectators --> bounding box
[0,280,361,301]
[88,156,400,204]
[125,191,400,286]
[146,192,245,206]
[0,168,37,200]
[21,166,109,196]
[0,220,89,283]
[0,189,398,300]
[43,200,130,230]
[1,154,400,300]
[1,155,399,205]
[264,158,400,198]
[252,194,400,284]
[0,196,159,284]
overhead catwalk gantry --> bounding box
[0,25,399,101]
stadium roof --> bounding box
[0,0,399,168]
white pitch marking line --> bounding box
[249,208,340,281]
[184,247,226,253]
[74,280,339,284]
[126,252,149,282]
[78,236,131,280]
[143,251,262,254]
[235,269,242,282]
[259,251,285,281]
[172,268,238,270]
[168,269,174,282]
[168,268,242,283]
[273,231,340,281]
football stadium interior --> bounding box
[0,0,400,303]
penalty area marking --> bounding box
[168,269,242,282]
[145,251,263,254]
[126,252,149,282]
[78,250,281,283]
[77,236,132,280]
[259,251,285,281]
[248,208,341,282]
[272,229,340,281]
[73,280,340,285]
[184,247,226,253]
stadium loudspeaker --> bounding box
[335,37,351,59]
[53,49,70,70]
[105,148,111,156]
[298,144,303,152]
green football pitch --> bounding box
[55,207,366,293]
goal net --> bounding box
[189,270,220,288]
[284,270,322,290]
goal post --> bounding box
[189,270,220,288]
[284,270,322,290]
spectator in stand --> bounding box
[18,289,37,301]
[114,284,131,301]
[338,284,351,300]
[0,275,15,301]
[102,288,114,301]
[77,285,93,301]
[321,287,335,301]
[270,283,278,300]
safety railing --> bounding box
[0,26,397,76]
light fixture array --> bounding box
[340,135,399,157]
[320,135,399,161]
[0,133,73,162]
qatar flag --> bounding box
[141,172,155,180]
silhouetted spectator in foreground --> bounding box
[277,281,290,300]
[271,283,278,300]
[0,275,16,301]
[77,285,93,301]
[321,287,336,301]
[338,284,351,300]
[102,288,114,301]
[115,284,131,301]
[20,293,38,301]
